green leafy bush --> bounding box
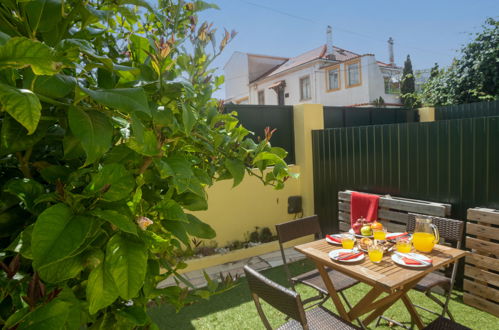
[0,1,293,328]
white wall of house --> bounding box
[224,52,250,103]
[225,52,402,107]
[250,65,319,105]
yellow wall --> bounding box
[193,166,301,246]
[418,107,435,122]
[293,104,325,216]
[192,104,325,248]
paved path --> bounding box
[158,247,305,289]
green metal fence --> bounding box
[435,100,499,120]
[324,106,419,128]
[312,116,499,234]
[224,104,295,164]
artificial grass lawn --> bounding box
[148,259,497,329]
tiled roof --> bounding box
[260,44,361,80]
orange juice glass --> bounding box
[412,232,436,252]
[368,245,383,263]
[396,237,412,253]
[341,234,355,250]
[373,228,387,241]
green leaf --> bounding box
[85,163,135,202]
[62,133,85,160]
[165,154,194,193]
[92,209,137,235]
[18,300,71,330]
[32,204,93,268]
[80,86,150,116]
[182,103,196,134]
[0,31,10,45]
[86,263,119,314]
[68,106,112,166]
[127,130,159,156]
[177,192,208,211]
[105,233,148,299]
[57,39,112,69]
[156,199,187,222]
[0,37,62,75]
[25,0,63,33]
[4,178,45,212]
[224,159,245,187]
[129,34,149,63]
[0,82,41,134]
[252,151,286,166]
[37,253,85,283]
[184,214,215,239]
[39,165,72,184]
[33,74,76,99]
[4,307,30,329]
[7,224,33,259]
[153,159,174,179]
[162,221,189,245]
[117,306,148,326]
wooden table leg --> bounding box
[401,293,425,329]
[362,277,424,327]
[313,261,350,321]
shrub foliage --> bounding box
[0,0,293,328]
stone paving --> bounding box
[158,247,305,289]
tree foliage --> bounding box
[0,0,293,328]
[400,55,419,108]
[421,18,499,106]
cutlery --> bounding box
[326,234,341,243]
[337,249,362,261]
[394,252,431,265]
[386,232,409,240]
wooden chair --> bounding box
[275,215,359,307]
[243,265,360,330]
[378,213,464,328]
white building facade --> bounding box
[224,30,403,108]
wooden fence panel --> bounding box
[464,208,499,317]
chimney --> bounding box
[326,25,335,60]
[388,37,394,66]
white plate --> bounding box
[329,249,365,263]
[325,234,342,245]
[349,228,373,238]
[386,232,412,241]
[391,253,432,268]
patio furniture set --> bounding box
[244,190,499,329]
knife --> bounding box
[337,251,363,261]
[394,252,431,265]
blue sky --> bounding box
[198,0,498,99]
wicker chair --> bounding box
[275,215,359,307]
[244,265,360,330]
[378,213,464,328]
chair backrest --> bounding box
[407,213,464,246]
[243,265,307,329]
[275,215,322,244]
[338,190,452,233]
[275,215,322,287]
[463,208,499,318]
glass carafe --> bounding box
[412,216,439,253]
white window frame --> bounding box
[326,65,340,92]
[257,90,265,105]
[345,59,361,88]
[299,75,311,101]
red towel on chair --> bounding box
[350,192,379,226]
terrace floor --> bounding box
[150,254,498,329]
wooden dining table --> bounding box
[294,239,467,329]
